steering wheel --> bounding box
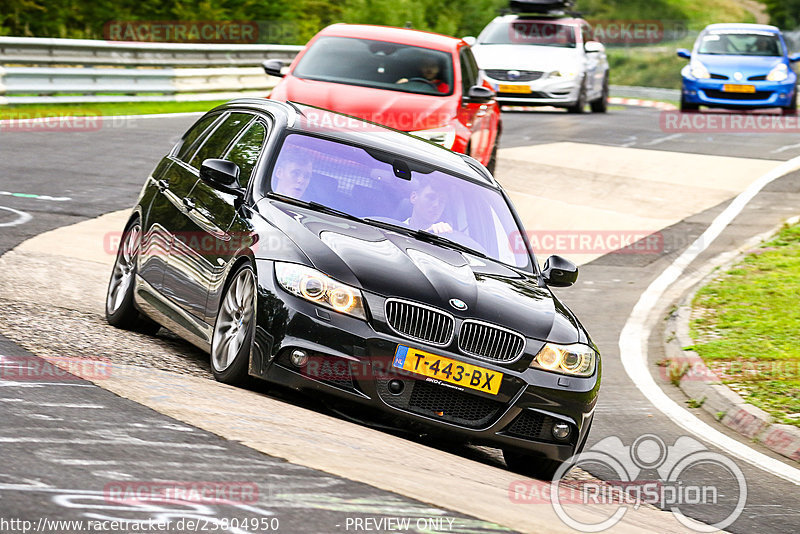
[405,77,438,88]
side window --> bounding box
[174,114,221,162]
[189,113,252,169]
[224,121,268,190]
[460,48,479,93]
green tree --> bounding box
[764,0,800,30]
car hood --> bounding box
[256,200,583,344]
[473,44,581,72]
[694,53,784,74]
[269,76,457,131]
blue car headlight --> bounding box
[690,60,710,79]
[767,63,789,82]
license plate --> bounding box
[498,84,531,94]
[722,84,756,93]
[392,345,502,395]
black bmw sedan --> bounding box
[106,99,600,479]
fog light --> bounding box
[780,93,787,99]
[290,349,308,367]
[552,422,571,440]
[388,379,404,395]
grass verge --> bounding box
[0,100,230,120]
[691,221,800,428]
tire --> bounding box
[105,220,160,334]
[486,140,498,176]
[503,449,567,480]
[680,96,699,112]
[566,80,586,114]
[210,263,257,386]
[782,90,797,115]
[590,76,609,113]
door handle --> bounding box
[476,104,488,117]
[156,179,169,192]
[182,198,195,211]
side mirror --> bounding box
[789,53,800,63]
[584,41,604,53]
[262,59,286,78]
[677,48,692,59]
[463,36,477,47]
[542,255,578,287]
[200,159,243,197]
[465,85,494,103]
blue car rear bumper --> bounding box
[681,76,796,108]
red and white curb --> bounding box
[609,97,677,110]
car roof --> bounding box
[316,23,462,52]
[218,99,495,187]
[703,23,780,34]
[492,14,583,25]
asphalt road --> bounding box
[1,105,799,533]
[501,105,800,160]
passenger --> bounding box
[272,151,312,198]
[397,57,450,93]
[405,180,453,234]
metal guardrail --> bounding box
[0,36,688,106]
[0,36,303,67]
[0,36,304,104]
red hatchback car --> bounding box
[264,24,502,173]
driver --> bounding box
[404,180,453,234]
[272,151,313,198]
[397,57,450,93]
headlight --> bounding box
[411,127,457,150]
[275,263,366,319]
[767,63,789,82]
[548,70,577,79]
[690,61,710,79]
[531,343,597,377]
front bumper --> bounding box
[250,260,599,462]
[485,75,581,106]
[681,76,796,108]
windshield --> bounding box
[697,31,783,56]
[268,134,530,269]
[479,20,576,48]
[293,36,454,96]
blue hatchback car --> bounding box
[678,23,800,114]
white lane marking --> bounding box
[619,154,800,486]
[643,133,683,146]
[0,191,71,201]
[620,135,638,148]
[771,142,800,154]
[0,205,32,227]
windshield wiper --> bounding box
[363,218,489,259]
[267,193,365,224]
